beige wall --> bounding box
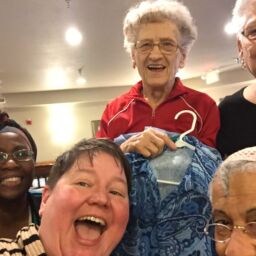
[5,102,107,162]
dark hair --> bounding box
[0,111,37,160]
[47,138,132,193]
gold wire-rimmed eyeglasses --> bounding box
[135,39,180,54]
[204,222,256,243]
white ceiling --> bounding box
[0,0,240,95]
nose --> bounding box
[1,158,19,170]
[225,231,256,256]
[149,43,163,58]
[87,190,110,207]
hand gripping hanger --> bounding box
[174,110,197,150]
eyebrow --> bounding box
[212,209,228,216]
[245,20,256,29]
[212,208,256,220]
[246,208,256,215]
[110,176,128,186]
[75,167,127,186]
[139,37,176,42]
[0,145,28,152]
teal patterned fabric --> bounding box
[113,132,222,256]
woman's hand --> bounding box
[120,127,176,157]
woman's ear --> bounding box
[237,37,246,69]
[237,37,243,58]
[131,50,136,69]
[178,51,186,69]
[39,186,51,217]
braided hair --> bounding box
[0,111,37,160]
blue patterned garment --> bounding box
[112,132,222,256]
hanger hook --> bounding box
[174,110,197,140]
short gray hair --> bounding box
[209,146,256,200]
[123,0,197,55]
[232,0,256,34]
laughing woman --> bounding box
[0,111,39,238]
[0,138,131,256]
[97,0,220,157]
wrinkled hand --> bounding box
[120,128,176,157]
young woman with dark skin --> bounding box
[0,111,39,238]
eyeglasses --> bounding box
[135,39,179,54]
[241,28,256,41]
[0,149,34,165]
[204,222,256,243]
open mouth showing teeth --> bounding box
[0,177,22,186]
[147,64,165,71]
[75,216,106,241]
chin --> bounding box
[65,249,108,256]
[147,81,168,88]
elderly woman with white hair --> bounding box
[97,0,220,156]
[106,1,222,256]
[205,146,256,256]
[217,0,256,158]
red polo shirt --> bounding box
[96,78,220,148]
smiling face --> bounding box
[39,151,129,256]
[0,132,34,201]
[238,6,256,77]
[132,21,186,91]
[212,171,256,256]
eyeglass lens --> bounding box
[136,40,178,53]
[206,222,256,242]
[0,149,33,163]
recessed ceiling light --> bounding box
[65,27,83,46]
[76,76,87,85]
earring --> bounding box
[132,61,136,69]
[240,57,247,69]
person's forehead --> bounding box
[0,132,31,148]
[243,4,256,24]
[212,171,256,214]
[65,151,123,175]
[211,173,226,202]
[137,21,180,39]
[228,171,256,196]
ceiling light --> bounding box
[65,27,83,46]
[76,77,86,85]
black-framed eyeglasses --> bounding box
[135,39,180,54]
[0,149,34,165]
[204,222,256,243]
[241,28,256,41]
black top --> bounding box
[217,87,256,158]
